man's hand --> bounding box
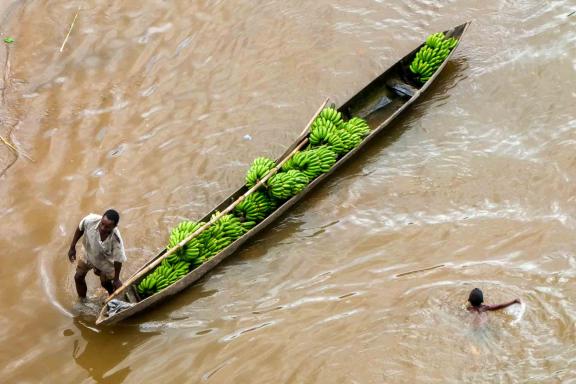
[113,278,122,290]
[68,248,76,263]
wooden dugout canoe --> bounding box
[96,21,471,325]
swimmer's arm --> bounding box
[486,299,520,311]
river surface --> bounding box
[1,0,575,383]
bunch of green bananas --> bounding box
[136,259,190,297]
[312,146,338,173]
[246,157,276,188]
[309,120,346,155]
[426,32,457,50]
[267,169,310,200]
[242,221,257,230]
[409,32,457,84]
[282,150,324,180]
[318,107,345,129]
[309,108,370,155]
[201,235,233,259]
[310,116,338,133]
[186,213,251,261]
[338,129,362,152]
[234,190,274,222]
[276,146,337,195]
[166,220,204,264]
[214,213,247,239]
[137,220,207,297]
[345,117,370,138]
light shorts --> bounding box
[77,258,115,281]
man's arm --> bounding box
[68,227,84,263]
[111,232,126,290]
[113,261,123,289]
[486,299,520,311]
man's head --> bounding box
[99,209,120,237]
[468,288,484,307]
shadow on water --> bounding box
[118,286,221,327]
[69,317,160,383]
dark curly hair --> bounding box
[103,209,120,225]
[468,288,484,307]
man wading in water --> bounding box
[67,209,127,299]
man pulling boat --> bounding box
[67,209,127,299]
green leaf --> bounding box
[3,37,15,44]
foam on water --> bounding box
[506,301,526,325]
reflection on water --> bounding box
[1,0,575,382]
[71,318,159,384]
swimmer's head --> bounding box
[468,288,484,307]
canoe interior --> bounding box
[97,21,470,325]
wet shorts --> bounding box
[77,258,115,281]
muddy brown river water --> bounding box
[1,0,575,383]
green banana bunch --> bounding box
[159,260,190,289]
[345,117,370,139]
[282,150,324,180]
[241,220,257,231]
[268,170,309,200]
[136,273,158,297]
[136,258,191,297]
[309,122,346,154]
[167,221,195,250]
[183,235,204,265]
[213,213,247,241]
[318,107,345,129]
[202,235,233,259]
[311,146,337,173]
[202,212,252,259]
[234,190,273,222]
[285,170,309,195]
[337,129,361,152]
[409,32,458,84]
[166,220,208,266]
[245,157,276,188]
[166,220,204,264]
[426,32,457,51]
[267,172,294,200]
[310,116,338,133]
[308,110,368,155]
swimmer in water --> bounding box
[467,288,520,314]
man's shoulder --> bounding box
[80,213,101,230]
[112,228,127,260]
[112,228,124,244]
[83,213,101,224]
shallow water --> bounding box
[1,0,575,383]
